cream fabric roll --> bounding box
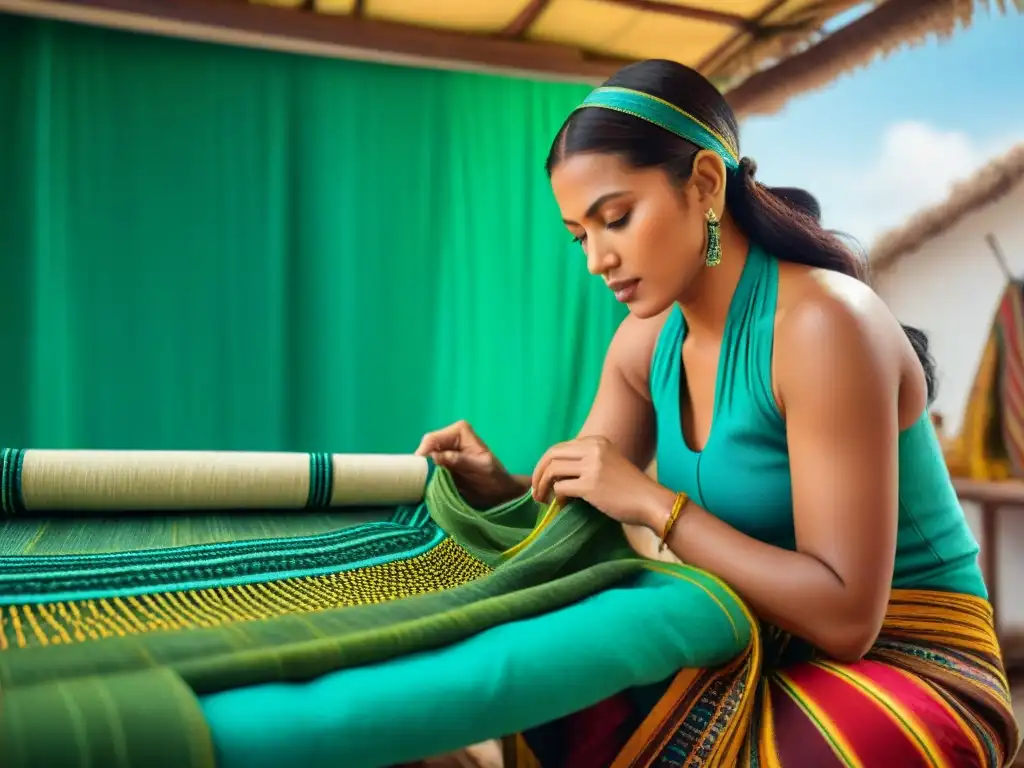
[17,450,429,510]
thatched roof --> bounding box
[3,0,1019,117]
[870,143,1024,271]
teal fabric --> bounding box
[578,87,740,170]
[650,245,986,597]
[889,412,987,595]
[199,570,749,768]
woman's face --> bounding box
[549,151,710,318]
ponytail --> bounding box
[726,157,937,403]
[545,57,937,404]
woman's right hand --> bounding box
[415,421,526,509]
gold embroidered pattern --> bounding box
[1,537,491,651]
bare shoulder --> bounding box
[605,308,675,398]
[775,262,904,356]
[773,262,924,414]
[778,259,901,335]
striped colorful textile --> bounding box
[511,591,1021,767]
[996,281,1024,478]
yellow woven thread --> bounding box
[1,537,491,651]
[501,499,563,560]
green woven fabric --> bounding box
[0,509,391,555]
[0,469,695,767]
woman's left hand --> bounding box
[531,436,662,528]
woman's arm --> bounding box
[516,315,660,500]
[562,313,662,473]
[639,293,904,662]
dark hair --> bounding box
[771,187,822,222]
[546,59,936,403]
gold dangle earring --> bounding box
[704,208,722,267]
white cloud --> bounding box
[812,121,1022,247]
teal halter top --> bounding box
[650,245,986,597]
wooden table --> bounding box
[952,477,1024,644]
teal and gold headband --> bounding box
[575,86,740,171]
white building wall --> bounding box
[873,182,1024,628]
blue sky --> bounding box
[740,6,1024,247]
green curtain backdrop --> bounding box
[0,14,625,473]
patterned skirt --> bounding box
[513,590,1021,767]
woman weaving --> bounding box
[417,59,1020,766]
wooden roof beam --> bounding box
[0,0,627,82]
[602,0,763,31]
[726,0,979,117]
[500,0,779,43]
[697,0,791,74]
[501,0,553,38]
[3,0,996,117]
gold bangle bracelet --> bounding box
[658,491,689,552]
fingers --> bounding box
[532,457,581,503]
[551,477,586,503]
[415,420,477,457]
[432,450,461,468]
[431,449,490,472]
[530,450,552,499]
[530,440,587,497]
[414,425,458,456]
[414,436,436,457]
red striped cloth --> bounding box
[996,282,1024,477]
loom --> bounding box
[0,448,752,768]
